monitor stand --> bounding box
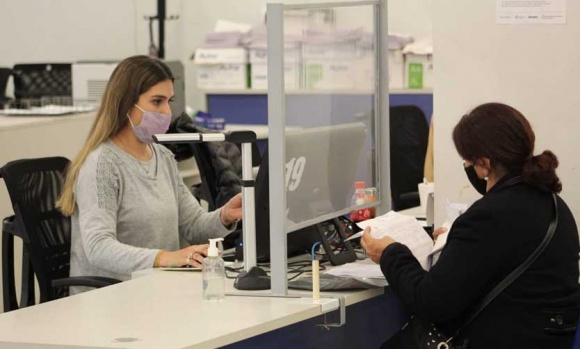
[315,217,357,266]
[233,266,271,290]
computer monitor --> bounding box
[252,122,367,261]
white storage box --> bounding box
[194,48,248,89]
[302,43,357,90]
[403,39,433,89]
[404,53,433,89]
[354,34,373,91]
[354,51,373,91]
[387,34,413,90]
[354,35,406,90]
[248,45,301,90]
[388,49,405,89]
[353,50,405,91]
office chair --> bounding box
[1,157,120,312]
[0,68,12,108]
[11,63,72,106]
[166,113,250,211]
[389,105,429,211]
[191,141,243,212]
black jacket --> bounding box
[165,113,242,209]
[381,176,580,349]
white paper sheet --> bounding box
[324,261,385,279]
[356,211,434,270]
[496,0,566,24]
[427,200,468,266]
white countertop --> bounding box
[0,268,382,348]
[0,111,96,132]
[0,110,277,141]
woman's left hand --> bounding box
[360,226,396,264]
[220,193,242,227]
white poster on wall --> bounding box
[496,0,566,24]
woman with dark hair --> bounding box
[57,56,242,292]
[362,103,580,348]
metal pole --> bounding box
[157,0,166,59]
[376,0,391,215]
[266,3,288,296]
[241,142,257,271]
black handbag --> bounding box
[382,192,559,349]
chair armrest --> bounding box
[2,215,16,236]
[396,192,421,211]
[52,276,122,289]
[399,191,420,202]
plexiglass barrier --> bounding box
[267,0,389,294]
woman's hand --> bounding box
[220,193,242,227]
[433,227,448,242]
[360,227,396,264]
[159,244,209,268]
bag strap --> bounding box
[448,193,559,343]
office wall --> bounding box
[0,0,138,65]
[432,1,580,225]
[0,0,432,108]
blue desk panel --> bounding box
[207,93,433,126]
[391,93,433,122]
[221,288,409,349]
[208,94,270,125]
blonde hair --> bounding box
[57,55,173,216]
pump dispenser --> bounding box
[202,238,225,301]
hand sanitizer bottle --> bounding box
[202,238,225,301]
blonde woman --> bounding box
[57,56,241,291]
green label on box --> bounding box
[408,63,423,89]
[305,64,323,89]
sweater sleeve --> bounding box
[380,206,506,323]
[158,147,234,244]
[75,151,159,276]
[176,178,233,244]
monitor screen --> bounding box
[253,122,367,261]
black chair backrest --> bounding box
[191,141,243,212]
[0,68,12,108]
[12,63,72,100]
[191,142,219,211]
[0,68,11,94]
[0,157,71,302]
[390,106,429,211]
[166,113,245,212]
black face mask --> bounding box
[464,164,487,195]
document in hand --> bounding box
[323,258,387,286]
[427,200,468,265]
[356,211,434,270]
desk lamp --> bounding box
[153,131,270,290]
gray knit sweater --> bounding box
[70,140,232,287]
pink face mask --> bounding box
[128,104,171,143]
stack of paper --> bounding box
[356,211,434,270]
[330,211,434,283]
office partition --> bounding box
[267,0,389,295]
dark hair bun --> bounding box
[523,150,562,193]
